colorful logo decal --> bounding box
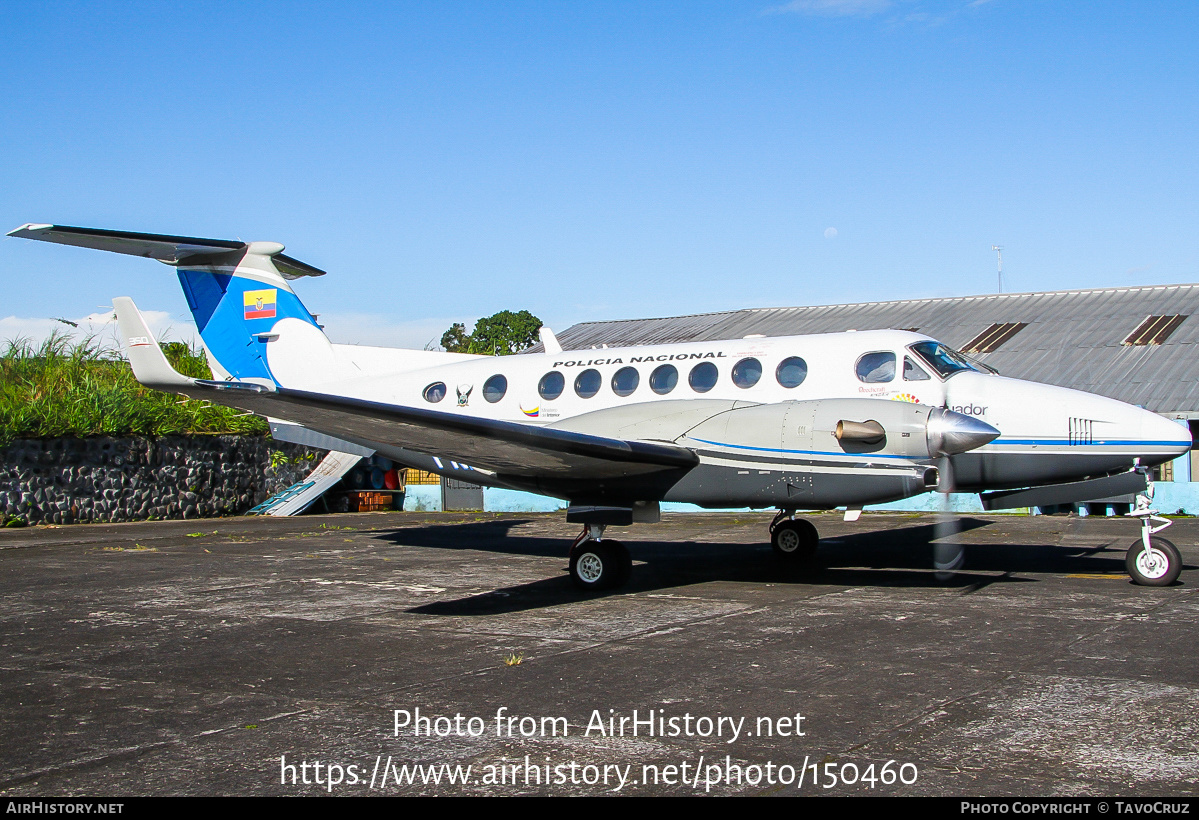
[243,289,277,320]
[521,405,539,417]
[893,393,920,403]
[456,384,473,406]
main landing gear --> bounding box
[1125,477,1182,586]
[770,510,820,565]
[568,524,632,591]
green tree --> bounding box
[441,310,542,355]
[439,323,472,353]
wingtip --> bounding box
[7,223,52,237]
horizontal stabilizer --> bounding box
[111,297,197,391]
[8,224,325,279]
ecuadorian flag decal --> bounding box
[243,289,277,320]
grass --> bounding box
[0,332,268,446]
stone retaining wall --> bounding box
[0,436,326,526]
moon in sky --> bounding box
[824,227,838,239]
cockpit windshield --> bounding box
[908,340,984,379]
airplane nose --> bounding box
[927,408,1001,457]
[1141,410,1193,459]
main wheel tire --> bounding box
[771,519,819,561]
[1126,536,1182,586]
[569,539,632,590]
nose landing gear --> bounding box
[1125,475,1182,586]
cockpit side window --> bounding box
[908,341,980,379]
[855,351,896,384]
[903,356,931,381]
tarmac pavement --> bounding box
[0,510,1196,796]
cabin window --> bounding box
[650,364,678,395]
[775,357,808,388]
[482,374,507,403]
[903,356,931,381]
[611,366,639,397]
[538,371,564,400]
[731,357,762,389]
[575,368,602,398]
[689,362,719,393]
[856,351,896,383]
[423,382,447,403]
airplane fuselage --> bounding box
[278,328,1189,509]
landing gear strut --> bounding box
[568,524,632,591]
[770,510,820,564]
[1126,475,1181,586]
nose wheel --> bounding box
[1126,536,1181,586]
[1125,477,1182,586]
[568,525,632,590]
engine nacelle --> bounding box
[683,398,997,461]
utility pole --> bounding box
[991,245,1004,293]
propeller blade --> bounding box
[933,454,965,580]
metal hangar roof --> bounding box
[533,283,1199,415]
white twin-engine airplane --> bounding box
[10,224,1193,589]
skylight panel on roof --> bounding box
[1122,315,1187,346]
[961,322,1028,354]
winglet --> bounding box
[111,297,196,391]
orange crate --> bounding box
[345,491,396,512]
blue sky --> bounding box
[2,1,1197,349]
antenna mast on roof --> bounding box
[991,245,1004,293]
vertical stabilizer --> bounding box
[7,225,337,388]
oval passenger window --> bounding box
[689,362,718,393]
[482,374,507,403]
[423,382,447,403]
[776,357,807,389]
[538,371,564,400]
[611,366,639,397]
[650,364,678,395]
[731,357,762,389]
[575,369,602,398]
[856,352,896,384]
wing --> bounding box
[113,298,697,481]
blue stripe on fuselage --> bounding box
[993,438,1189,447]
[688,437,920,460]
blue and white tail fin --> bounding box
[8,224,336,387]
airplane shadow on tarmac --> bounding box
[373,518,1177,617]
